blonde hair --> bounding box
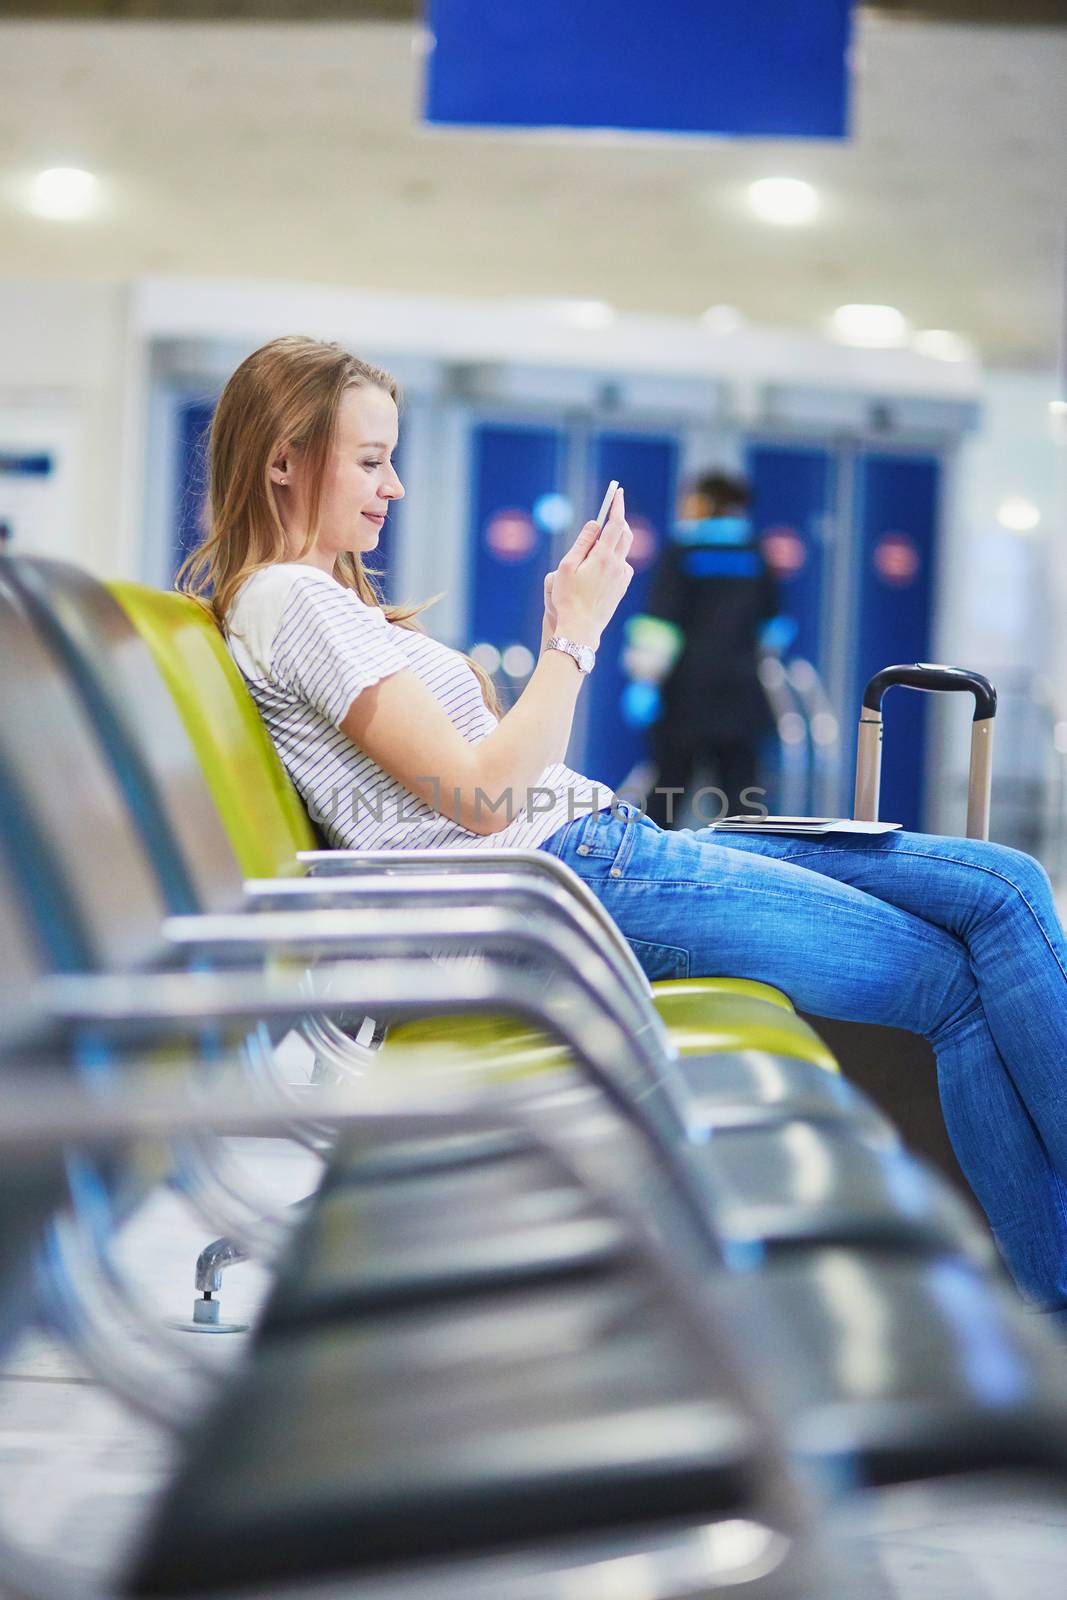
[177,334,501,715]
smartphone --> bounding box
[595,480,620,530]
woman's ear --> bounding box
[269,447,291,487]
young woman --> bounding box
[182,333,1067,1322]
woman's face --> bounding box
[272,383,404,571]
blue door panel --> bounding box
[581,432,679,788]
[467,424,562,656]
[746,443,833,671]
[852,453,940,830]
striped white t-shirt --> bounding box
[225,564,612,853]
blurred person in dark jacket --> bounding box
[623,471,792,827]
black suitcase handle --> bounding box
[862,663,997,721]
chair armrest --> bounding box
[240,873,665,1044]
[162,904,663,1056]
[164,902,582,970]
[38,950,689,1170]
[295,847,652,997]
[297,847,551,873]
[0,1036,538,1153]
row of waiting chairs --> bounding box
[1,552,1066,1598]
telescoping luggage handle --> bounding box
[854,664,998,841]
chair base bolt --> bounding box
[168,1294,249,1335]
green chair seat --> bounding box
[650,991,836,1070]
[649,976,794,1012]
[386,985,837,1081]
[382,1015,575,1087]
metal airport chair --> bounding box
[125,1260,803,1598]
[0,619,982,1303]
[35,861,990,1282]
[187,1142,1067,1600]
[9,1039,1058,1600]
[6,576,1067,1592]
[0,990,1063,1600]
[96,563,834,1059]
[0,556,864,1318]
[0,746,712,1390]
[0,552,840,1071]
[10,811,1067,1589]
[0,578,994,1285]
[0,562,859,1132]
[714,1244,1067,1491]
[0,742,979,1446]
[0,756,822,1597]
[2,940,1059,1600]
[0,596,886,1247]
[0,761,693,1428]
[0,553,839,1090]
[0,1042,823,1600]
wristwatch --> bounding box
[547,635,596,675]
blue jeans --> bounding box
[540,802,1067,1312]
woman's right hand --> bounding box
[549,487,634,647]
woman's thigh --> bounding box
[545,807,976,1035]
[709,827,1065,955]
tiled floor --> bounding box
[0,1137,1066,1598]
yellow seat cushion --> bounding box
[382,1013,575,1089]
[651,990,836,1070]
[650,976,794,1013]
[386,982,838,1080]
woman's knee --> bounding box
[964,840,1056,920]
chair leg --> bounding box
[174,1236,251,1335]
[174,1186,314,1335]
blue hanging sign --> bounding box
[0,452,54,478]
[425,0,853,140]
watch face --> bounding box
[577,645,595,674]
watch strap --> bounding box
[547,635,596,674]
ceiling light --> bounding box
[830,304,909,348]
[550,299,615,331]
[997,496,1041,534]
[914,329,973,363]
[28,166,98,221]
[1050,400,1067,417]
[700,304,744,335]
[748,178,818,227]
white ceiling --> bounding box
[1,10,1065,366]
